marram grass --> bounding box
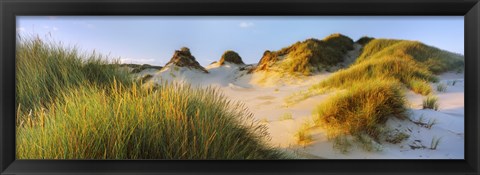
[16,82,285,159]
[285,56,436,105]
[313,78,406,143]
[287,38,464,105]
[256,33,354,76]
[356,39,464,74]
[423,95,439,111]
[290,38,462,152]
[16,36,131,112]
[309,56,437,95]
[16,36,285,159]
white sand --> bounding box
[141,60,464,159]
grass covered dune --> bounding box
[291,37,464,152]
[16,37,284,159]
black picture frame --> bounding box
[1,0,479,174]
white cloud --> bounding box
[120,58,156,65]
[52,27,59,31]
[239,22,254,28]
[16,27,25,32]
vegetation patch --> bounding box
[355,39,464,74]
[313,78,406,147]
[355,36,375,46]
[294,38,464,102]
[436,83,447,92]
[284,38,464,152]
[219,50,244,65]
[296,125,313,146]
[306,56,436,97]
[255,33,354,76]
[422,95,439,111]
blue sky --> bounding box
[17,16,464,66]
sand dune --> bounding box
[134,59,464,159]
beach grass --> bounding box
[287,38,464,105]
[355,39,464,74]
[423,95,439,111]
[256,33,354,76]
[16,36,132,113]
[285,56,436,105]
[16,36,285,159]
[312,78,407,143]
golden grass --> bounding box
[256,33,354,76]
[285,56,436,105]
[290,38,462,152]
[356,39,464,74]
[312,78,406,141]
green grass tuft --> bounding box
[422,95,439,111]
[295,124,313,146]
[407,79,432,95]
[313,78,406,142]
[436,83,447,92]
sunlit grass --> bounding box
[255,33,354,76]
[312,78,406,150]
[16,36,286,159]
[294,119,315,146]
[287,38,463,105]
[355,39,464,74]
[17,82,285,159]
[295,124,313,146]
[16,36,132,112]
[285,56,436,105]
